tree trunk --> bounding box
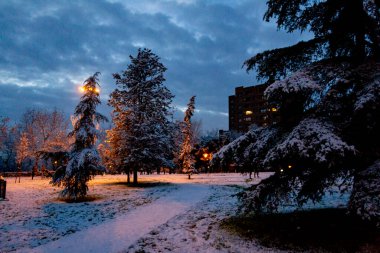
[127,167,130,184]
[133,169,138,185]
[352,0,366,64]
[15,166,21,183]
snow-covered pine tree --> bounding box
[52,72,107,200]
[180,96,196,179]
[109,48,174,184]
[215,0,380,224]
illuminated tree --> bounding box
[52,72,107,200]
[15,132,30,182]
[180,96,196,179]
[20,108,70,178]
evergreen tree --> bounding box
[215,0,380,224]
[109,48,174,184]
[52,72,107,200]
[180,96,196,179]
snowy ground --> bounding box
[0,173,348,253]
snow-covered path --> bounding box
[25,184,210,253]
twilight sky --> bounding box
[0,0,310,132]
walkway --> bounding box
[23,184,210,253]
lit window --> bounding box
[245,110,253,115]
[271,107,277,112]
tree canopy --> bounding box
[244,0,380,83]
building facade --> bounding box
[229,84,278,133]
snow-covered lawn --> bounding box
[0,173,266,252]
[0,173,349,253]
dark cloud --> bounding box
[0,0,310,132]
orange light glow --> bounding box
[288,165,292,169]
[78,86,100,94]
[271,107,277,112]
[203,153,209,159]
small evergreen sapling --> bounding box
[52,72,107,200]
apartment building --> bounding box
[229,84,278,132]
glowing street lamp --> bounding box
[78,86,100,94]
[78,86,86,93]
[201,152,211,161]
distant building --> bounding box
[229,84,278,133]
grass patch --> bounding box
[105,181,171,188]
[58,194,103,203]
[221,208,379,252]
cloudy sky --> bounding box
[0,0,309,132]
